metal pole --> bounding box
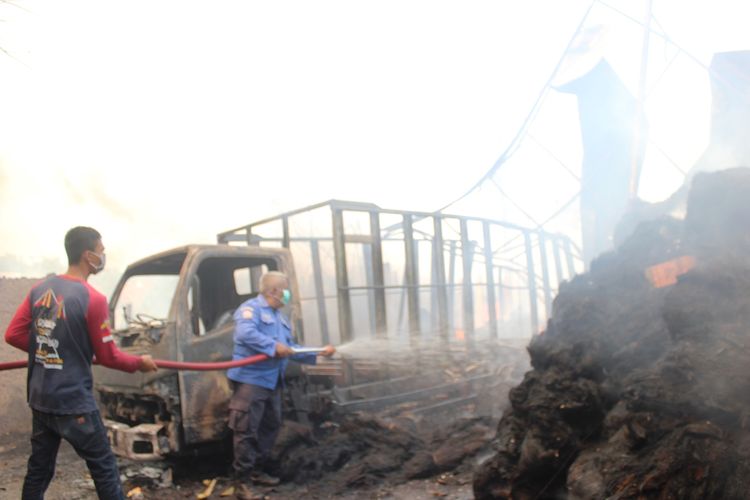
[552,236,565,285]
[363,244,376,336]
[524,231,540,335]
[497,265,504,337]
[310,240,330,345]
[447,240,457,334]
[460,219,475,346]
[432,216,449,342]
[538,231,553,319]
[369,211,388,339]
[483,222,498,339]
[403,214,421,340]
[282,215,290,249]
[397,271,408,336]
[332,209,353,343]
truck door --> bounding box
[178,255,278,446]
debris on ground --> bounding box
[126,486,144,499]
[270,413,495,492]
[196,478,217,499]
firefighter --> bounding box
[227,271,335,500]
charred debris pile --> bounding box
[474,168,750,499]
[264,337,530,493]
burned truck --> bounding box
[94,245,304,459]
[94,200,582,460]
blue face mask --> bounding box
[282,289,291,305]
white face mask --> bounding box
[88,251,106,274]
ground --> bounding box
[0,436,474,499]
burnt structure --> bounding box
[557,59,646,267]
[94,201,581,461]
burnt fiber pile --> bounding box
[474,168,750,499]
[268,413,494,492]
[255,338,529,493]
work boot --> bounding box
[250,470,280,486]
[235,481,264,500]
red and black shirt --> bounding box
[5,275,141,414]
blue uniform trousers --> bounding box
[229,382,283,483]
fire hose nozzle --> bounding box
[290,347,328,355]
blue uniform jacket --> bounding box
[227,294,316,390]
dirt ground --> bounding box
[0,278,37,439]
[0,435,475,499]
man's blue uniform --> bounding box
[227,294,316,387]
[227,294,316,482]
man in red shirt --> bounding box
[5,226,158,500]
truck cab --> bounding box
[93,244,303,459]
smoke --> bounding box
[329,336,530,421]
[0,160,7,192]
[61,174,134,223]
[0,254,63,278]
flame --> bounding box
[645,255,696,288]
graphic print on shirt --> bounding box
[32,288,66,370]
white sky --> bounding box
[1,0,749,292]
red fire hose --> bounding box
[154,354,269,371]
[0,360,28,371]
[0,354,269,372]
